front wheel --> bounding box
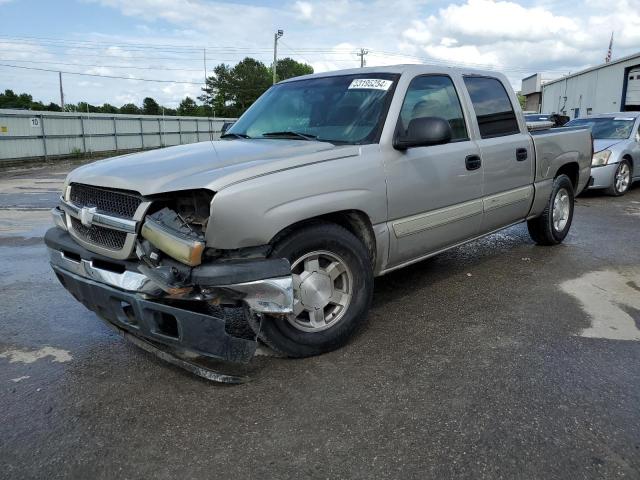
[527,174,575,245]
[248,222,374,358]
[606,159,632,196]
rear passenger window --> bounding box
[398,75,468,142]
[463,76,520,138]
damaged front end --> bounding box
[46,185,293,383]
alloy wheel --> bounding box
[287,250,353,332]
[552,188,570,232]
[615,162,631,194]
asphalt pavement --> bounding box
[1,162,639,479]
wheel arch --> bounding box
[555,162,580,191]
[269,210,377,269]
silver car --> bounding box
[566,113,640,196]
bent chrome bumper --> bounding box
[45,227,294,315]
[45,227,293,368]
[47,247,294,314]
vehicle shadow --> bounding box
[371,224,533,308]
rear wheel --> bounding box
[606,159,632,196]
[527,174,574,245]
[248,222,373,358]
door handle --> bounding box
[516,148,528,161]
[465,154,482,171]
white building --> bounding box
[522,52,640,118]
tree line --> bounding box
[0,57,313,118]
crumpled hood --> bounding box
[593,139,623,153]
[66,139,359,196]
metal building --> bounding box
[520,73,542,113]
[523,51,640,118]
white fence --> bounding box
[0,109,236,162]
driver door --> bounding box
[384,74,484,267]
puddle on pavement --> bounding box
[561,268,640,341]
[0,209,51,238]
[0,346,73,364]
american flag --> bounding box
[605,32,614,63]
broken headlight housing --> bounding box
[141,189,213,266]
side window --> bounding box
[463,76,520,138]
[399,75,468,142]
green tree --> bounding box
[77,102,100,113]
[100,103,118,114]
[200,57,271,117]
[517,93,526,110]
[0,90,35,109]
[29,101,47,111]
[142,97,160,115]
[0,89,19,108]
[271,57,314,82]
[178,96,198,116]
[120,103,140,114]
[46,102,62,112]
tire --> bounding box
[605,159,632,196]
[248,222,373,358]
[527,174,574,246]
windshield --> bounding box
[226,73,399,144]
[565,117,636,139]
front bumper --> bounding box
[45,227,293,367]
[588,162,619,189]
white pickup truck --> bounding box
[46,65,592,379]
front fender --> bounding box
[205,153,387,249]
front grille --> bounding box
[70,183,142,219]
[70,217,127,251]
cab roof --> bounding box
[278,64,509,84]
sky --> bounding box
[0,0,639,108]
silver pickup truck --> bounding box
[45,65,592,374]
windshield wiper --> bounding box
[261,131,317,140]
[220,132,251,139]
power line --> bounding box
[278,40,313,67]
[0,58,204,72]
[0,63,203,84]
[0,34,579,75]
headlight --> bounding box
[592,150,611,167]
[141,217,205,266]
[141,207,205,266]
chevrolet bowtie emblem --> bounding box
[80,206,97,227]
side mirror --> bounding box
[394,116,452,150]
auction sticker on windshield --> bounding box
[348,79,393,90]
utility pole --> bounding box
[203,47,208,89]
[357,48,369,68]
[273,29,284,85]
[58,71,65,110]
[203,47,209,113]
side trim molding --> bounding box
[483,185,534,212]
[391,185,535,239]
[392,199,483,238]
